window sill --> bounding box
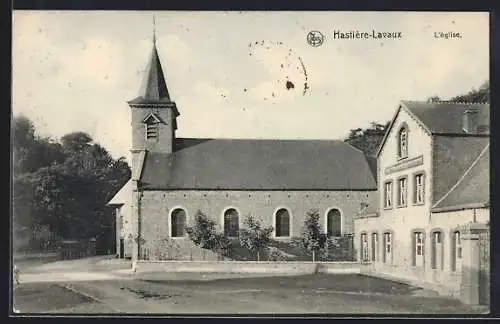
[169,236,186,240]
[396,204,407,209]
[273,236,291,240]
[383,207,393,210]
[412,202,425,206]
[397,156,408,162]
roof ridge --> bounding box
[402,100,489,105]
[432,143,489,208]
[177,137,346,142]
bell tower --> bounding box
[127,17,179,175]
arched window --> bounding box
[326,209,342,237]
[275,208,290,237]
[398,126,408,158]
[170,208,186,237]
[223,208,239,237]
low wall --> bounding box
[133,261,368,275]
[359,266,460,297]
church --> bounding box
[107,34,490,296]
[107,36,379,261]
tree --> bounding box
[239,215,274,261]
[426,81,490,103]
[344,121,390,156]
[450,80,489,103]
[296,209,327,262]
[185,210,231,260]
[61,132,93,153]
[12,116,131,253]
[426,95,441,103]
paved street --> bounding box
[12,256,489,315]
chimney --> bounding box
[463,108,479,133]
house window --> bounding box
[383,232,393,264]
[145,122,158,140]
[275,208,290,237]
[451,231,462,272]
[432,231,443,270]
[223,208,239,237]
[326,209,342,237]
[361,233,369,262]
[398,127,408,158]
[397,177,408,207]
[371,232,379,262]
[413,231,424,267]
[414,173,425,204]
[170,208,186,238]
[384,181,393,208]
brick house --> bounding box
[354,100,490,303]
[107,37,378,261]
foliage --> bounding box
[319,236,355,261]
[156,238,182,261]
[185,210,231,259]
[344,121,390,156]
[238,215,274,261]
[450,80,489,103]
[267,247,294,261]
[295,209,327,262]
[12,115,131,252]
[426,80,490,103]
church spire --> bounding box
[131,15,171,103]
[152,15,157,45]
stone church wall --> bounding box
[138,189,376,260]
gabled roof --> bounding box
[432,144,489,212]
[376,101,490,157]
[142,113,164,124]
[140,138,378,190]
[107,180,132,206]
[128,42,171,105]
[402,101,489,135]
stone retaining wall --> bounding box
[133,261,368,275]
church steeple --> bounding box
[127,16,180,164]
[129,16,171,103]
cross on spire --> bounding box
[152,15,157,44]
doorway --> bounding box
[119,238,124,258]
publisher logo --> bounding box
[307,31,325,47]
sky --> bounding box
[12,11,489,163]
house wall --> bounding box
[355,208,489,296]
[137,189,376,261]
[115,203,134,258]
[354,105,490,298]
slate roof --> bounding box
[432,144,489,212]
[140,139,378,190]
[402,101,490,135]
[128,42,171,105]
[107,180,132,206]
[432,136,490,205]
